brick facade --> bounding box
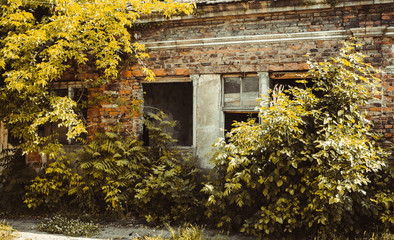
[131,0,394,147]
[86,0,394,167]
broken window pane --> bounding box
[223,75,259,109]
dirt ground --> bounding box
[3,218,255,240]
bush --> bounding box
[74,128,147,215]
[24,149,82,212]
[0,148,36,214]
[203,41,393,238]
[38,215,99,237]
[24,113,204,225]
[134,112,203,225]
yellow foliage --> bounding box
[0,0,194,152]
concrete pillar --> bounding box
[195,74,222,169]
[258,72,270,107]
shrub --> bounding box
[0,148,36,214]
[168,224,209,240]
[75,128,147,215]
[134,111,203,225]
[38,215,99,237]
[24,149,82,212]
[24,113,204,225]
[203,41,393,238]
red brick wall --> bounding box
[87,68,143,137]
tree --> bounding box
[203,41,393,238]
[0,0,194,153]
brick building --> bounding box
[1,0,393,169]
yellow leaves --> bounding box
[263,188,268,196]
[277,179,283,187]
[142,67,156,82]
[133,42,145,52]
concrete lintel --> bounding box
[144,27,392,50]
[351,26,388,38]
[144,29,350,50]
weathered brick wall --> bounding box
[87,68,143,137]
[129,0,394,144]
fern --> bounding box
[74,128,147,215]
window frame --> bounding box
[221,73,261,111]
[221,73,261,135]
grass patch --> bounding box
[38,215,99,237]
[133,224,227,240]
[0,220,19,240]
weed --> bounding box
[0,220,19,240]
[38,215,99,237]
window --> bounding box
[222,74,260,133]
[142,81,193,147]
[223,74,260,110]
[42,80,88,145]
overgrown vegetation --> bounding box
[203,42,393,239]
[38,215,99,237]
[1,42,392,239]
[0,148,36,215]
[134,224,226,240]
[134,112,203,225]
[24,112,203,226]
[0,0,194,153]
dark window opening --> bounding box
[44,84,88,145]
[143,82,193,147]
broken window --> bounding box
[222,74,260,133]
[142,81,193,147]
[43,81,88,145]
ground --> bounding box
[3,218,256,240]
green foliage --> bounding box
[168,224,210,240]
[38,215,99,237]
[75,128,147,214]
[24,114,203,225]
[0,148,36,214]
[0,0,194,153]
[203,41,393,238]
[134,112,203,226]
[24,149,82,212]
